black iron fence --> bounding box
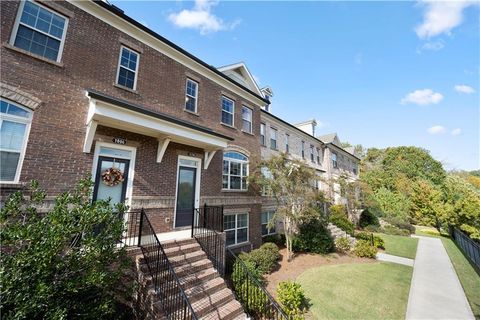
[450,226,480,271]
[120,209,142,247]
[138,209,197,320]
[192,204,225,276]
[226,248,288,320]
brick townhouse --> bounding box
[0,0,272,250]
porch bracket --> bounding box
[156,138,170,163]
[83,120,98,153]
[204,150,216,169]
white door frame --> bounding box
[91,142,137,209]
[173,155,202,229]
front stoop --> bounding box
[134,238,246,319]
[327,223,357,245]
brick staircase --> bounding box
[136,238,246,319]
[327,223,356,245]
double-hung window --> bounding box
[285,134,290,153]
[185,79,198,112]
[310,145,315,162]
[224,213,248,246]
[332,152,338,168]
[242,106,252,133]
[117,46,139,90]
[316,148,321,163]
[223,151,248,190]
[270,128,277,150]
[0,99,32,182]
[11,0,68,62]
[261,211,276,236]
[301,141,305,158]
[260,123,266,146]
[221,96,234,126]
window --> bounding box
[332,152,338,168]
[223,151,248,190]
[310,145,315,162]
[261,211,276,236]
[316,148,321,163]
[260,123,266,146]
[11,1,68,62]
[224,213,248,246]
[185,79,198,112]
[301,141,305,158]
[285,134,290,153]
[0,99,32,182]
[353,164,358,175]
[221,96,234,126]
[116,46,139,90]
[261,167,273,196]
[242,106,252,133]
[270,128,277,150]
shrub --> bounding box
[359,208,379,228]
[263,234,285,246]
[232,260,268,315]
[0,180,131,319]
[381,225,410,236]
[239,243,280,275]
[364,224,381,232]
[334,237,351,253]
[353,240,378,258]
[354,232,385,249]
[329,204,347,217]
[292,218,334,254]
[383,217,415,234]
[277,281,308,319]
[329,213,355,236]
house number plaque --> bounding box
[112,137,127,145]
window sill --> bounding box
[3,43,64,67]
[241,130,254,136]
[262,233,277,237]
[184,109,199,116]
[0,182,27,189]
[227,241,251,249]
[221,122,237,130]
[222,189,248,193]
[270,147,279,151]
[113,83,139,94]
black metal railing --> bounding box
[450,226,480,271]
[192,204,225,276]
[120,209,142,247]
[226,248,288,320]
[138,208,197,320]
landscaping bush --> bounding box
[232,260,268,315]
[355,232,385,249]
[383,217,415,234]
[239,243,280,275]
[353,240,378,258]
[263,234,285,246]
[329,205,355,235]
[0,180,132,319]
[381,225,411,236]
[292,218,334,254]
[359,208,380,228]
[334,237,351,253]
[364,224,381,232]
[277,281,308,319]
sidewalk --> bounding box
[406,236,474,320]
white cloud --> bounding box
[401,89,444,106]
[415,1,475,39]
[168,0,240,35]
[417,40,445,53]
[427,125,447,135]
[451,128,462,136]
[454,84,475,94]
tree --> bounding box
[0,179,131,319]
[251,154,319,261]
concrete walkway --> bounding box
[406,236,474,320]
[376,252,414,266]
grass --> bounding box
[441,237,480,319]
[297,262,413,320]
[377,233,418,259]
[414,225,448,238]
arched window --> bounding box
[222,151,248,190]
[1,99,32,182]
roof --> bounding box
[317,133,338,145]
[92,1,269,105]
[345,146,355,155]
[217,62,262,96]
[317,133,360,160]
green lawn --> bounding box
[377,234,418,259]
[441,237,480,319]
[297,262,413,320]
[414,225,448,238]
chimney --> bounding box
[295,119,317,136]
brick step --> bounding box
[190,287,236,317]
[164,242,202,257]
[201,299,246,320]
[168,250,207,267]
[184,277,227,303]
[178,267,219,290]
[173,258,213,278]
[161,238,197,249]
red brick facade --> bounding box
[1,1,264,249]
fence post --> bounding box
[371,233,374,247]
[137,208,144,247]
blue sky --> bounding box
[111,0,479,171]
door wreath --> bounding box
[101,167,125,186]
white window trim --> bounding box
[222,152,249,191]
[221,96,235,126]
[0,99,32,184]
[270,127,277,150]
[332,152,338,169]
[185,78,198,113]
[310,145,315,162]
[225,213,249,246]
[116,45,140,91]
[261,211,276,236]
[241,105,253,134]
[285,134,289,153]
[9,0,69,63]
[260,123,266,146]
